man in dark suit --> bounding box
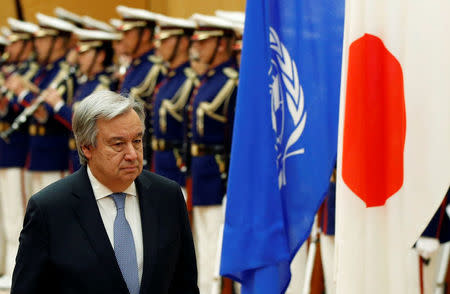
[11,90,199,294]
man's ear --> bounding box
[81,145,93,160]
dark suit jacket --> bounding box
[11,166,199,294]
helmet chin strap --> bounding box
[167,36,181,65]
[206,37,221,68]
[131,27,154,58]
[16,40,28,63]
[42,36,56,66]
[131,28,143,58]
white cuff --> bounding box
[18,90,30,103]
[54,101,65,113]
[416,237,440,259]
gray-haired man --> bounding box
[12,91,199,294]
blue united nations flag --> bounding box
[220,0,344,293]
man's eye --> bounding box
[133,139,142,144]
[114,142,124,147]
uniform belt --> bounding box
[191,143,225,156]
[151,137,182,151]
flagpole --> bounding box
[302,215,319,294]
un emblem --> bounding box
[269,27,307,189]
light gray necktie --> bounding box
[110,192,140,294]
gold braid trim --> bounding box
[129,55,166,107]
[159,67,198,133]
[196,67,238,136]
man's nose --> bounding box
[124,142,138,161]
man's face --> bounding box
[157,36,178,62]
[6,41,24,63]
[34,36,53,63]
[78,49,96,75]
[121,29,140,56]
[197,37,218,64]
[83,109,144,192]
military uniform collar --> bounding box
[132,48,155,66]
[167,61,190,78]
[45,56,66,70]
[202,58,235,79]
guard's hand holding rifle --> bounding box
[43,87,63,108]
[5,74,26,96]
[33,87,63,123]
[4,74,40,97]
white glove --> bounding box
[416,237,440,260]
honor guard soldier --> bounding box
[7,13,77,196]
[116,5,166,168]
[190,14,239,294]
[43,27,120,172]
[0,18,39,289]
[152,15,197,192]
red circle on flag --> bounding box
[342,33,406,207]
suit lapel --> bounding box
[71,167,129,293]
[135,173,159,293]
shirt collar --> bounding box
[87,165,137,200]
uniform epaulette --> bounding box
[223,67,239,79]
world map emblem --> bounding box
[269,27,307,189]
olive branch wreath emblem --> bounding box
[269,27,307,189]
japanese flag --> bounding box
[335,0,450,293]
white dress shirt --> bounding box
[87,166,144,283]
